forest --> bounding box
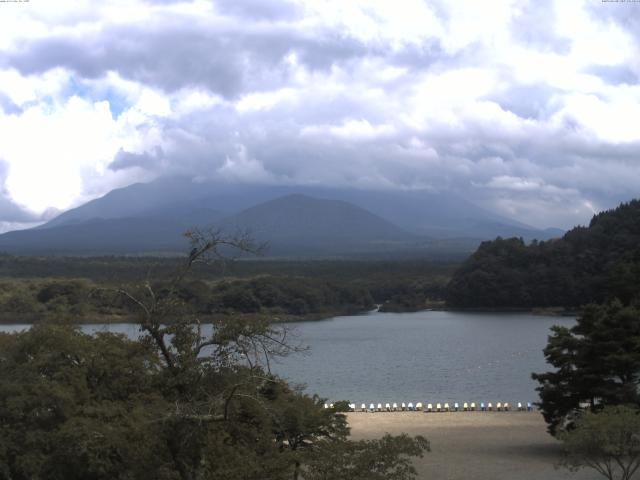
[445,199,640,309]
[0,257,455,324]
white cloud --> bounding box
[235,88,296,113]
[0,0,638,229]
[552,93,640,143]
[0,95,117,213]
[303,119,395,140]
[300,0,444,48]
[217,144,275,183]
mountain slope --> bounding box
[0,208,223,255]
[445,199,640,308]
[41,177,214,229]
[221,194,415,255]
[39,176,561,241]
[0,218,186,254]
[0,194,417,256]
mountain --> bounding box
[0,213,223,255]
[220,194,416,255]
[0,194,418,256]
[38,176,560,240]
[41,177,215,229]
[445,199,640,308]
[0,177,564,256]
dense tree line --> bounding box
[369,279,446,312]
[0,260,454,323]
[446,200,640,308]
[194,276,375,316]
[0,255,456,284]
[0,276,374,323]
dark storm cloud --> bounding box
[5,18,370,98]
[8,29,247,98]
[109,147,165,172]
[142,81,639,222]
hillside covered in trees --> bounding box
[445,200,640,309]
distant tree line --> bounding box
[0,276,373,323]
[446,200,640,309]
[0,274,449,323]
[187,276,375,317]
[0,255,456,284]
[0,259,455,322]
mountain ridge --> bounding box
[0,193,419,257]
[0,177,565,257]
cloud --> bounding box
[509,0,571,54]
[214,0,301,21]
[109,147,164,172]
[0,92,22,115]
[586,64,638,86]
[0,0,638,230]
[4,14,371,99]
[0,160,45,232]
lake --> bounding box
[0,310,574,406]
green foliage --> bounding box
[36,280,88,304]
[0,256,456,320]
[0,233,430,480]
[211,276,374,316]
[304,434,430,480]
[532,301,640,435]
[446,199,640,308]
[0,325,168,480]
[0,260,454,323]
[0,321,358,479]
[559,405,640,480]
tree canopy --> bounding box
[532,301,640,435]
[559,405,640,480]
[446,199,640,309]
[0,229,429,480]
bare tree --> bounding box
[118,227,303,417]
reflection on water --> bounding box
[0,310,574,405]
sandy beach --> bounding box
[346,411,600,480]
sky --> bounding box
[0,0,638,232]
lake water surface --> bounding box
[1,310,574,406]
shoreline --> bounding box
[0,305,577,326]
[346,412,598,479]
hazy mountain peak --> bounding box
[0,177,566,257]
